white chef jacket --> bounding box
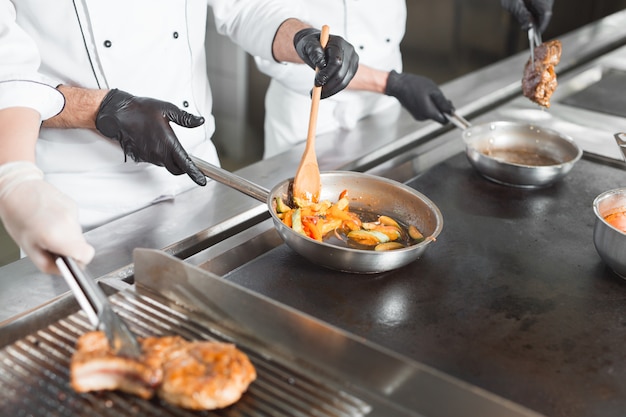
[1,0,293,229]
[0,3,64,119]
[256,0,406,158]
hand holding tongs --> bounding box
[56,256,141,358]
[528,24,543,64]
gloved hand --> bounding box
[95,89,207,186]
[294,28,359,99]
[0,162,95,275]
[501,0,554,33]
[384,70,455,124]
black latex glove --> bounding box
[95,89,207,186]
[384,71,454,124]
[501,0,554,33]
[294,28,359,99]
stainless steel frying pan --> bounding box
[191,156,443,274]
[448,112,582,188]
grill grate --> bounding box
[0,290,371,417]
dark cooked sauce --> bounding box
[483,148,560,166]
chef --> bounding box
[0,0,359,275]
[257,0,554,159]
[256,0,451,158]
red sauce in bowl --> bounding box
[604,210,626,233]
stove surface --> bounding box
[221,154,626,417]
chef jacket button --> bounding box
[182,101,189,108]
[104,40,112,48]
[173,32,179,39]
[386,38,391,43]
[359,45,364,50]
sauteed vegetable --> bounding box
[275,190,427,251]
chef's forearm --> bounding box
[43,85,109,129]
[272,18,311,63]
[346,65,389,93]
[0,107,40,164]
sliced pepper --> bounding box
[329,204,361,225]
[336,196,349,211]
[281,209,294,228]
[302,216,323,241]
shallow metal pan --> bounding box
[191,157,443,274]
[447,113,582,188]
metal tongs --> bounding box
[445,111,472,131]
[56,256,141,358]
[528,24,543,64]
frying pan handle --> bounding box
[445,111,472,131]
[614,132,626,162]
[190,155,270,203]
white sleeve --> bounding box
[0,1,64,119]
[0,80,64,120]
[254,56,314,96]
[208,0,299,61]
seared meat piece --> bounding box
[155,340,257,410]
[522,40,562,108]
[70,331,160,399]
[70,331,257,410]
[140,335,189,369]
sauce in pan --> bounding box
[483,148,560,166]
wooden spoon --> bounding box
[292,25,330,204]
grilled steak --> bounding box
[153,338,257,410]
[70,331,257,410]
[70,331,160,399]
[522,40,562,108]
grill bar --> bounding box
[0,288,371,417]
